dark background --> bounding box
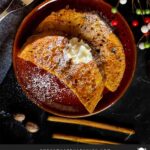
[0,0,150,144]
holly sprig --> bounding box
[110,0,150,50]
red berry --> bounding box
[144,17,150,24]
[111,20,118,26]
[132,20,139,27]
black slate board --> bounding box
[0,0,150,144]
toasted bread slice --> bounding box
[18,33,104,113]
[100,33,125,91]
[35,8,125,92]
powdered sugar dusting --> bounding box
[24,66,73,105]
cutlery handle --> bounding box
[48,116,135,135]
[52,133,120,145]
[0,10,9,22]
[0,0,14,22]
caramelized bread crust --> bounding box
[35,8,125,92]
[18,34,104,113]
[18,8,125,113]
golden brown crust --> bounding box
[18,8,125,113]
[18,34,104,113]
[100,33,125,91]
[35,8,125,92]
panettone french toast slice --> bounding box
[35,8,125,92]
[18,33,104,113]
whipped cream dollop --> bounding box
[63,37,93,64]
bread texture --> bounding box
[35,8,125,92]
[18,8,125,113]
[18,34,104,113]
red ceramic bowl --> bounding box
[13,0,137,118]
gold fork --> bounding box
[0,0,34,22]
[48,116,135,144]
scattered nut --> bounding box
[25,122,39,133]
[13,113,26,122]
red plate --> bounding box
[13,0,137,118]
